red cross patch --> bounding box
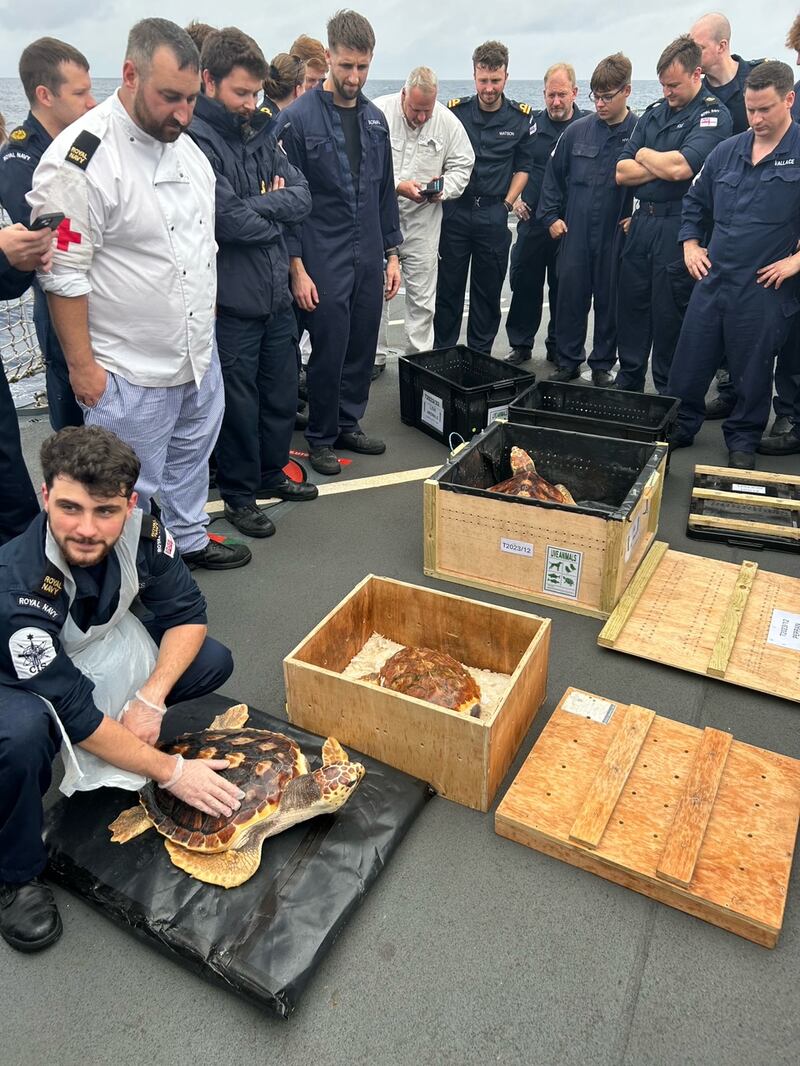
[56,218,82,252]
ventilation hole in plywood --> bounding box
[652,738,658,743]
[739,867,746,872]
[674,775,680,780]
[643,763,648,768]
[748,833,753,838]
[761,774,767,779]
[664,803,669,808]
[618,819,624,825]
[754,802,760,807]
[684,749,689,754]
[573,738,578,743]
[546,791,551,797]
[631,790,637,795]
[561,764,566,769]
[653,834,659,838]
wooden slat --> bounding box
[569,705,655,849]
[656,727,733,887]
[706,560,759,679]
[694,465,800,487]
[687,514,800,541]
[691,487,799,511]
[597,540,668,647]
[423,479,438,575]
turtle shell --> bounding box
[377,646,481,715]
[139,728,307,852]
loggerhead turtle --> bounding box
[108,704,365,888]
[489,446,576,506]
[363,646,481,717]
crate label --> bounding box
[500,536,533,558]
[420,390,444,433]
[732,482,766,495]
[543,546,582,598]
[562,690,617,724]
[487,404,509,425]
[767,609,800,652]
[624,513,643,562]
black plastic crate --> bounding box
[508,381,679,444]
[433,421,666,519]
[399,345,536,445]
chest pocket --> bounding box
[571,142,600,184]
[366,124,389,182]
[417,136,444,181]
[756,167,800,224]
[304,135,340,191]
[712,168,742,224]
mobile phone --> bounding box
[421,177,444,197]
[29,212,65,231]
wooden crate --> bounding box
[687,464,800,554]
[424,422,667,619]
[598,543,800,703]
[496,688,800,947]
[283,575,550,811]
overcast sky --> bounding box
[0,1,796,79]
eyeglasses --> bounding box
[588,86,627,104]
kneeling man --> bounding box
[0,426,242,953]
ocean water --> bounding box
[0,76,664,129]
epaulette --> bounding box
[36,562,65,600]
[703,96,719,105]
[260,105,273,117]
[9,126,28,143]
[65,130,101,171]
[140,514,162,541]
[448,97,469,109]
[510,100,532,115]
[643,99,663,112]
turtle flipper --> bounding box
[322,737,348,766]
[164,834,265,889]
[209,704,249,730]
[109,805,152,843]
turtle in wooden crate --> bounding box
[361,646,481,717]
[489,446,576,506]
[108,704,365,888]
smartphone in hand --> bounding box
[420,177,444,197]
[29,212,65,231]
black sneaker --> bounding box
[728,450,755,470]
[221,503,275,539]
[591,370,614,388]
[550,366,581,383]
[758,430,800,456]
[505,346,532,366]
[765,416,792,438]
[0,878,62,953]
[309,446,342,476]
[334,431,386,454]
[705,396,735,419]
[183,537,254,568]
[261,478,319,502]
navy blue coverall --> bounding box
[505,106,584,356]
[614,91,732,393]
[702,57,764,136]
[666,122,800,454]
[434,95,536,354]
[188,95,311,503]
[537,111,637,373]
[0,512,233,884]
[0,260,39,545]
[0,114,83,430]
[273,89,402,448]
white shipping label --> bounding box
[420,390,444,433]
[487,404,508,425]
[500,537,533,558]
[732,482,766,495]
[562,690,617,724]
[767,609,800,652]
[543,545,582,598]
[625,513,643,562]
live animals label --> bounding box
[562,690,616,724]
[421,390,444,434]
[543,545,582,598]
[487,404,508,425]
[767,609,800,652]
[500,537,533,558]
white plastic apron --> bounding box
[40,509,158,796]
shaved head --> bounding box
[691,12,732,44]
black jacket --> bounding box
[188,95,311,318]
[0,252,32,300]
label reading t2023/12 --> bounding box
[500,537,533,558]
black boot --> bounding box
[0,878,62,953]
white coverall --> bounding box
[372,94,474,358]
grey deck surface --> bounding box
[3,296,800,1066]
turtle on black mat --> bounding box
[108,704,364,888]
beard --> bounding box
[132,89,187,142]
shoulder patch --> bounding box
[140,515,161,542]
[9,626,57,679]
[447,98,461,109]
[37,562,65,600]
[16,594,62,620]
[9,126,27,142]
[260,105,273,117]
[65,130,101,171]
[511,100,532,115]
[155,525,176,558]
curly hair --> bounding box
[41,427,141,499]
[472,40,509,71]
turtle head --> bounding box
[269,760,365,836]
[312,761,365,810]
